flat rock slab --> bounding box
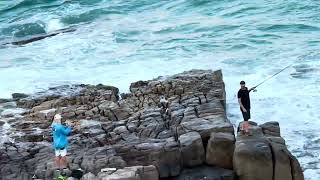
[169,166,235,180]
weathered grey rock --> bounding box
[263,122,304,180]
[114,138,181,178]
[180,115,234,140]
[172,166,235,180]
[114,126,129,135]
[1,70,303,180]
[179,131,205,167]
[206,132,235,169]
[234,122,304,180]
[0,98,12,103]
[1,108,27,118]
[81,172,97,180]
[98,165,158,180]
[269,141,293,180]
[68,177,77,180]
[12,93,28,100]
[3,27,76,46]
[288,152,304,180]
[237,121,263,137]
[31,100,56,112]
[234,136,273,180]
[259,121,281,137]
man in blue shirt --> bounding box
[52,114,72,170]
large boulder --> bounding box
[259,121,281,137]
[233,136,273,180]
[114,138,181,178]
[233,122,304,180]
[12,93,28,100]
[179,131,205,167]
[206,132,235,169]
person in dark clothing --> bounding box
[237,81,256,134]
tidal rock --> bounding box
[12,93,28,100]
[1,70,303,180]
[259,121,281,137]
[114,138,181,178]
[179,131,205,167]
[81,172,96,180]
[98,165,159,180]
[171,166,235,180]
[3,27,76,46]
[233,122,304,180]
[206,132,235,169]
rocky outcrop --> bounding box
[0,69,303,180]
[233,121,304,180]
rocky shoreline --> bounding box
[0,69,304,180]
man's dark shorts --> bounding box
[241,109,250,121]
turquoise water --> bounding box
[0,0,320,178]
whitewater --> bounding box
[0,0,320,179]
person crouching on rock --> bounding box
[52,114,72,171]
[237,81,256,135]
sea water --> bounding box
[0,0,320,179]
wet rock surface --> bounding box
[233,121,304,180]
[0,70,303,180]
[170,166,235,180]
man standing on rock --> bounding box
[52,114,72,176]
[237,81,256,134]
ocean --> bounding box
[0,0,320,179]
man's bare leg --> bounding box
[244,121,250,135]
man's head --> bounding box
[240,81,245,88]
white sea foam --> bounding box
[0,0,319,178]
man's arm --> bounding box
[238,98,247,112]
[248,86,256,93]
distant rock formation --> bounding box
[1,27,76,46]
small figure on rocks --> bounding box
[51,114,72,176]
[160,96,170,129]
[237,81,256,135]
[160,96,169,113]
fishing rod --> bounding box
[253,63,293,89]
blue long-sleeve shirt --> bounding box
[52,123,71,149]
